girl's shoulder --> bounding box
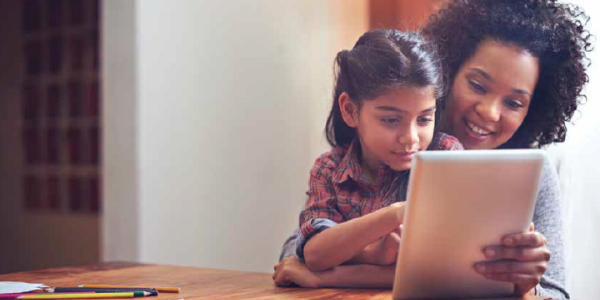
[309,144,354,181]
[430,132,464,151]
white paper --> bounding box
[0,282,48,294]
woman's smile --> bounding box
[463,118,495,141]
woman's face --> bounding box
[443,40,540,149]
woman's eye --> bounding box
[469,80,486,93]
[505,98,524,109]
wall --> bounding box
[102,0,368,272]
[101,0,139,263]
[549,1,600,299]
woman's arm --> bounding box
[530,159,569,298]
[273,256,395,288]
[303,202,405,271]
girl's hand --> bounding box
[360,202,404,266]
[272,257,322,288]
[474,223,550,296]
[368,225,402,265]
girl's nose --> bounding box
[398,124,418,147]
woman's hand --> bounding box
[273,256,322,288]
[474,223,550,295]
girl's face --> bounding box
[443,40,539,150]
[340,86,436,174]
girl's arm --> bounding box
[303,202,405,271]
[273,256,395,288]
[319,263,396,288]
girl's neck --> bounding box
[357,143,383,184]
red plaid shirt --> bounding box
[299,132,463,239]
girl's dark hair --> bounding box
[423,0,593,149]
[325,29,445,148]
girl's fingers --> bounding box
[482,245,551,262]
[389,232,401,245]
[276,279,292,287]
[529,222,535,232]
[502,231,547,247]
[475,260,547,275]
[273,269,292,286]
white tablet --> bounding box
[392,150,545,300]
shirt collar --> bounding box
[332,140,361,184]
[332,139,395,186]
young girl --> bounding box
[274,29,462,285]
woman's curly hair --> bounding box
[423,0,593,148]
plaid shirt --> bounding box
[298,132,463,239]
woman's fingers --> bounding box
[479,271,539,295]
[474,259,544,296]
[501,231,547,247]
[482,272,538,283]
[482,245,551,262]
[477,227,546,297]
[475,260,547,275]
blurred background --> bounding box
[0,0,598,299]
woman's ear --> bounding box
[339,92,358,128]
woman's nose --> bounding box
[475,98,501,122]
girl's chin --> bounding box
[389,161,412,172]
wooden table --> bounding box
[0,262,546,300]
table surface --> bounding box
[0,262,546,300]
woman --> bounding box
[273,0,592,298]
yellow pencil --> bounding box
[79,285,180,293]
[18,292,152,299]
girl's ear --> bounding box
[339,92,358,128]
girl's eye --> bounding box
[380,117,400,125]
[505,98,524,109]
[417,116,434,125]
[468,80,486,94]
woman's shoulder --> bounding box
[430,132,464,151]
[536,157,561,204]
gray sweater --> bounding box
[534,159,568,298]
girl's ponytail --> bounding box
[326,50,356,148]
